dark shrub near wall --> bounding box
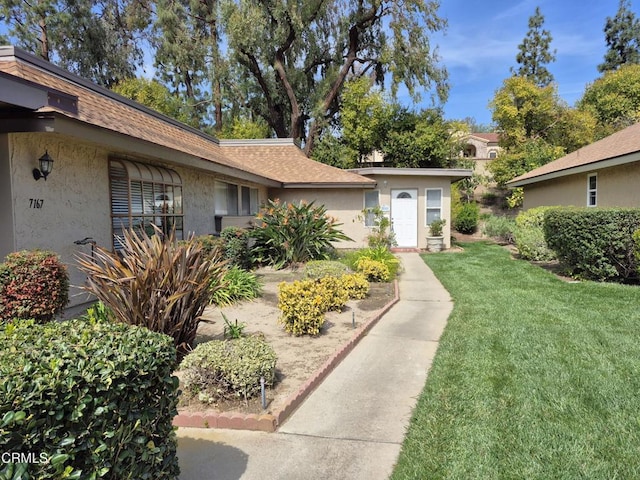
[544,208,640,282]
[0,250,69,323]
[0,319,180,479]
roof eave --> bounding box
[350,167,473,181]
[508,150,640,187]
[1,112,281,187]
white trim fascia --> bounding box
[349,167,473,179]
[509,151,640,187]
[219,138,300,147]
[281,182,376,189]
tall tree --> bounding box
[0,0,150,87]
[221,0,448,155]
[579,63,640,137]
[153,0,227,130]
[599,0,640,72]
[510,6,556,87]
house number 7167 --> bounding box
[29,199,44,209]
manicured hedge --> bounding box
[544,208,640,281]
[0,319,180,479]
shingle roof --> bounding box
[471,132,500,143]
[509,122,640,186]
[0,46,373,188]
[220,141,375,187]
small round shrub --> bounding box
[356,258,390,282]
[180,336,277,402]
[304,260,350,279]
[340,273,370,299]
[278,279,329,336]
[453,202,479,234]
[318,275,349,311]
[0,250,69,323]
[221,227,253,269]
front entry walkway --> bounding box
[177,252,453,479]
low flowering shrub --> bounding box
[180,336,277,402]
[356,258,391,282]
[0,319,180,479]
[221,227,253,269]
[278,279,330,336]
[0,250,69,323]
[340,273,370,299]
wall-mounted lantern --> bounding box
[33,151,54,181]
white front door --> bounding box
[391,189,418,248]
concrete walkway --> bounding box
[177,252,453,480]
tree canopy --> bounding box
[578,63,640,138]
[599,0,640,72]
[0,0,150,87]
[510,6,556,87]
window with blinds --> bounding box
[109,159,183,250]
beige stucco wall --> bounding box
[5,133,112,307]
[271,174,453,250]
[3,132,267,309]
[522,161,640,209]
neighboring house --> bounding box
[0,46,470,309]
[508,122,640,210]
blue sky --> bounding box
[428,0,627,127]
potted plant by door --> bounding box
[426,218,446,252]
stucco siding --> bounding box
[7,133,111,306]
[523,161,640,209]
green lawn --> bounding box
[391,242,640,480]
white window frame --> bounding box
[425,188,443,227]
[587,173,597,207]
[363,190,380,227]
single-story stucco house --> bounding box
[0,45,470,309]
[508,122,640,210]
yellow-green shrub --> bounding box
[356,258,390,282]
[278,280,329,336]
[318,276,349,311]
[341,273,369,299]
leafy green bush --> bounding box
[481,215,516,244]
[514,207,556,261]
[180,336,277,403]
[220,227,253,269]
[428,218,446,237]
[187,234,224,258]
[210,266,262,306]
[76,226,227,358]
[0,319,179,479]
[361,206,397,248]
[304,260,350,279]
[0,250,69,323]
[453,202,479,234]
[356,258,391,282]
[251,199,352,269]
[544,208,640,281]
[278,279,330,336]
[340,273,370,299]
[342,246,400,278]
